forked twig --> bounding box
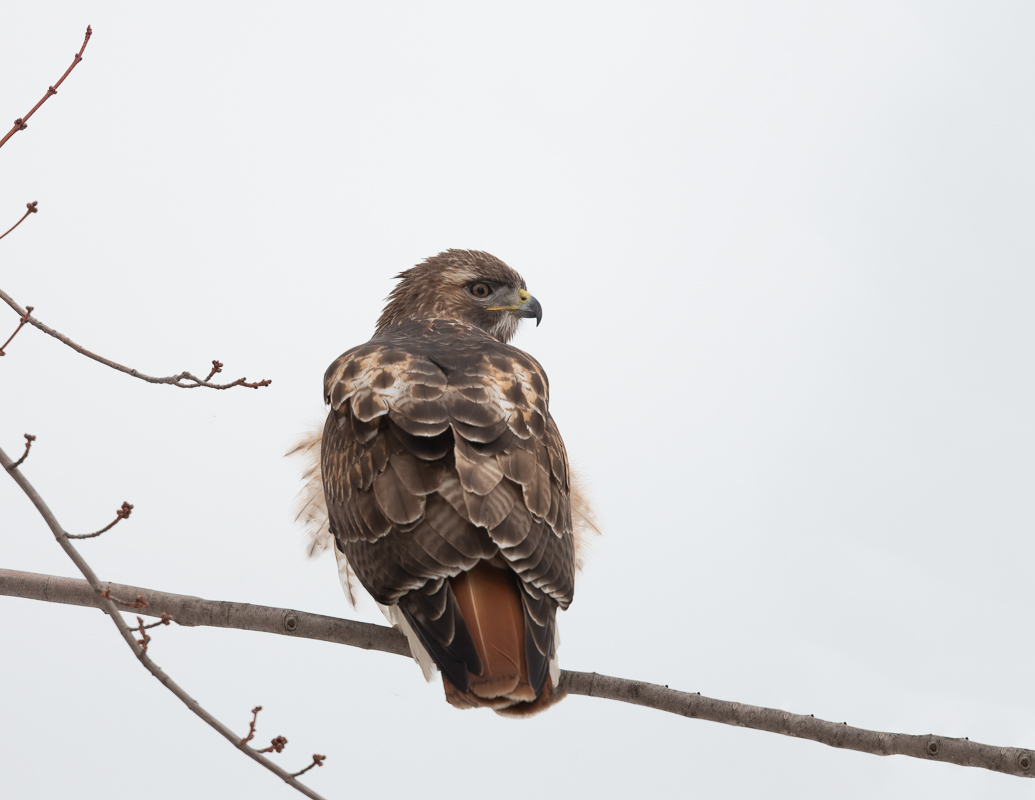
[240,706,292,757]
[0,306,34,356]
[0,447,327,800]
[0,290,271,389]
[0,27,92,151]
[138,612,176,631]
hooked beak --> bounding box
[514,292,543,326]
[488,289,543,326]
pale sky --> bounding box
[2,3,1034,798]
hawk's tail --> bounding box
[441,562,565,717]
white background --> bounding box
[2,3,1033,798]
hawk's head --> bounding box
[376,249,543,343]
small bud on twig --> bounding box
[259,735,288,754]
[204,360,224,381]
[8,433,36,469]
[99,589,148,609]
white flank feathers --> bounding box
[286,421,359,608]
[287,420,434,679]
[375,602,437,682]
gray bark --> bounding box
[3,566,1031,780]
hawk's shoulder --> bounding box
[323,317,551,443]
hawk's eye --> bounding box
[469,283,493,298]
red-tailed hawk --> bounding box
[291,250,595,716]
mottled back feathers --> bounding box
[300,250,584,714]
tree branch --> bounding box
[0,567,410,655]
[0,26,92,151]
[0,450,327,800]
[1,566,1031,779]
[0,289,271,389]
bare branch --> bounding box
[0,453,327,800]
[0,568,409,654]
[66,501,134,539]
[0,305,34,356]
[0,201,39,242]
[2,566,1032,779]
[0,290,271,390]
[0,26,92,151]
[9,434,36,468]
[557,671,1035,777]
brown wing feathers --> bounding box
[398,579,482,693]
[321,317,575,714]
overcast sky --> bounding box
[2,3,1034,798]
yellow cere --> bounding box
[486,288,531,312]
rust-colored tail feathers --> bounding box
[442,563,565,716]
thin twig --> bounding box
[292,756,326,779]
[239,707,290,756]
[0,26,92,151]
[0,452,327,800]
[205,360,224,381]
[9,434,36,468]
[0,201,38,242]
[2,566,1032,779]
[241,706,263,745]
[135,616,151,653]
[138,612,176,631]
[99,589,148,608]
[0,290,271,389]
[0,305,33,356]
[141,612,175,629]
[66,502,133,539]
